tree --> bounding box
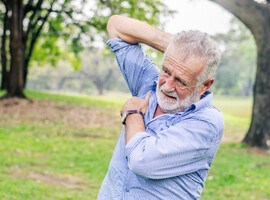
[54,50,124,95]
[26,52,129,95]
[1,0,25,98]
[0,0,173,98]
[209,0,270,150]
[79,51,114,95]
[212,18,256,96]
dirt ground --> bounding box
[0,98,121,129]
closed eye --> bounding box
[162,67,170,75]
[176,77,186,86]
[163,68,168,74]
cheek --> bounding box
[175,88,188,99]
[158,76,166,87]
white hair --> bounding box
[164,30,221,85]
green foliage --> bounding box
[212,18,256,96]
[30,37,62,67]
[93,0,175,29]
[29,0,174,70]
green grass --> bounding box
[201,143,270,200]
[0,90,269,200]
[214,95,252,139]
[0,123,117,199]
[25,90,130,111]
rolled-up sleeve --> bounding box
[107,38,160,97]
[125,118,217,179]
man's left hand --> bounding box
[121,91,151,116]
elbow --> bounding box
[107,15,121,39]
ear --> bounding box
[199,78,214,96]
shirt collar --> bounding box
[181,90,213,113]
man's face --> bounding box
[156,45,206,113]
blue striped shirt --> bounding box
[97,38,224,200]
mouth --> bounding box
[162,91,177,100]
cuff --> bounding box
[106,38,140,52]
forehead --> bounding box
[163,45,205,80]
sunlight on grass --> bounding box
[25,90,130,111]
[214,95,252,139]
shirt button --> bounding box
[126,188,130,192]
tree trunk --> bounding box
[22,2,53,89]
[23,57,29,88]
[243,31,270,149]
[1,7,9,90]
[93,78,104,95]
[5,0,26,98]
[97,83,104,95]
[209,0,270,150]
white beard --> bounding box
[156,84,200,113]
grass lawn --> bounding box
[0,90,269,200]
[214,95,253,140]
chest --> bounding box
[145,114,182,136]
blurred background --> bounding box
[1,0,257,97]
[0,0,269,199]
[24,1,256,97]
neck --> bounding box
[154,105,166,117]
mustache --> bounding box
[160,85,178,99]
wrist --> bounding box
[121,110,144,125]
[156,32,174,53]
[126,112,143,123]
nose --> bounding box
[163,77,176,93]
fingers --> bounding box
[141,91,151,114]
[120,92,151,117]
[145,91,151,102]
[120,105,126,116]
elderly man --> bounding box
[98,15,224,200]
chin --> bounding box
[156,87,200,113]
[160,106,184,113]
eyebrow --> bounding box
[176,77,187,86]
[162,65,188,86]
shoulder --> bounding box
[192,105,224,137]
[190,91,224,132]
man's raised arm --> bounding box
[106,15,174,53]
